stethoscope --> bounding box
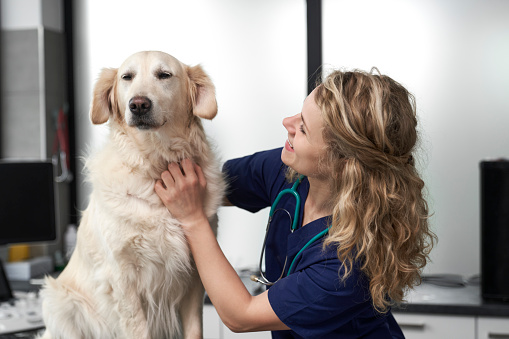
[251,175,330,286]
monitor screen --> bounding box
[0,161,57,246]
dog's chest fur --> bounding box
[79,127,221,332]
[84,127,207,265]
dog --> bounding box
[39,51,225,339]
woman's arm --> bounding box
[154,159,288,333]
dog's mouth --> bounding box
[129,117,167,130]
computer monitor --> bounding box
[0,160,57,300]
[0,161,57,246]
[480,160,509,301]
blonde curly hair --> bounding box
[310,68,436,313]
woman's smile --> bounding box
[285,139,294,152]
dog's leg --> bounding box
[117,295,150,339]
[114,280,151,339]
[179,268,205,339]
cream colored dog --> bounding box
[39,51,225,339]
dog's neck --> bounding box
[108,121,211,179]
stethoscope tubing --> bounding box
[268,176,303,232]
[254,175,330,286]
[286,227,329,276]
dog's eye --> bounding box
[157,72,173,80]
[121,73,133,81]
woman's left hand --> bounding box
[155,158,208,228]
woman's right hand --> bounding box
[155,158,208,230]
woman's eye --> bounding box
[299,125,306,134]
[158,72,173,80]
[121,73,133,81]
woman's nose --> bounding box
[283,113,299,133]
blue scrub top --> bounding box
[223,148,405,339]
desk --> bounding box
[0,279,46,337]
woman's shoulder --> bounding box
[222,148,289,212]
[223,147,289,190]
[223,148,284,174]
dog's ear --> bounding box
[90,68,118,125]
[187,65,217,120]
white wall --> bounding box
[73,0,307,268]
[322,0,509,276]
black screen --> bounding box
[480,160,509,300]
[0,161,57,245]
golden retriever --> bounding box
[39,51,225,339]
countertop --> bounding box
[392,281,509,317]
[10,272,509,318]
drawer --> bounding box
[393,313,476,339]
[478,317,509,339]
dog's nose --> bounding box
[129,96,152,116]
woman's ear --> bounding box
[187,65,217,120]
[90,68,118,125]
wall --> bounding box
[73,0,307,269]
[322,0,509,276]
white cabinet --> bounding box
[203,304,271,339]
[207,304,509,339]
[393,313,476,339]
[477,317,509,339]
[204,305,222,339]
[394,313,509,339]
[222,326,271,339]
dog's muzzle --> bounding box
[128,96,159,130]
[129,96,152,116]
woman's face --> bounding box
[281,88,328,178]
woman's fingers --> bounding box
[155,158,208,224]
[194,162,207,189]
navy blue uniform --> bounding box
[223,148,405,339]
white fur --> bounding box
[38,51,225,339]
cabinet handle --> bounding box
[488,334,509,339]
[398,322,426,330]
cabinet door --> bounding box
[393,313,475,339]
[203,305,221,339]
[203,304,272,339]
[222,326,272,339]
[478,317,509,339]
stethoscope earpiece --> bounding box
[250,274,274,286]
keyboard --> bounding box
[0,291,44,335]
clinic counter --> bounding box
[206,271,509,318]
[11,273,509,318]
[392,282,509,317]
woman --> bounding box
[155,68,436,338]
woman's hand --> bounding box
[156,159,287,333]
[155,158,208,229]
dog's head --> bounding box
[90,51,217,131]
